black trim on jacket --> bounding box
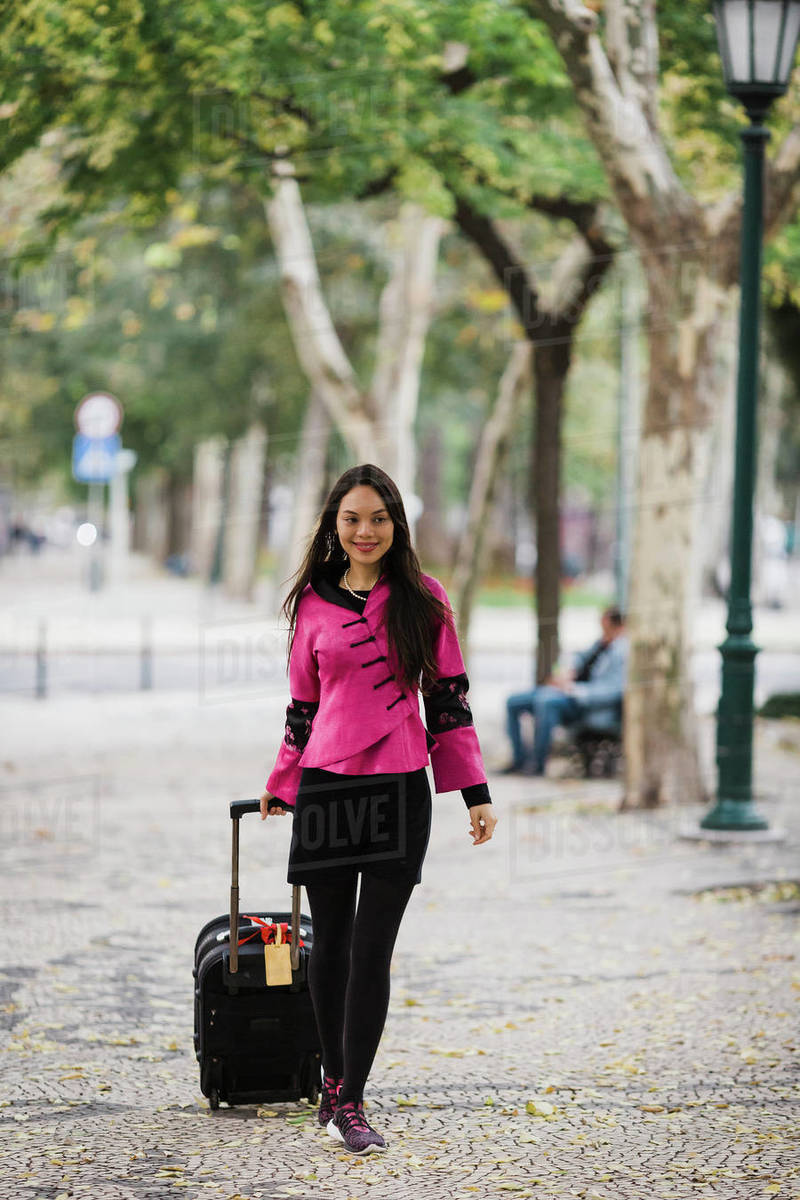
[300,559,491,809]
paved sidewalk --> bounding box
[1,682,798,1200]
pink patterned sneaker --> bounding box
[326,1099,387,1153]
[317,1073,343,1127]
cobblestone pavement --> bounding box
[1,680,799,1200]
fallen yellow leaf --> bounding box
[526,1100,555,1117]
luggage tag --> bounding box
[264,922,293,987]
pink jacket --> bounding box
[266,570,488,807]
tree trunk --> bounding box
[753,352,789,605]
[615,258,643,611]
[276,392,332,610]
[132,467,169,562]
[266,167,440,540]
[531,0,800,805]
[450,341,531,648]
[222,422,268,602]
[256,454,272,567]
[370,203,444,516]
[453,198,614,688]
[264,164,375,460]
[622,262,724,808]
[533,336,571,685]
[697,295,738,598]
[166,473,193,559]
[189,436,227,582]
[415,424,455,568]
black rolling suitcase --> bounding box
[193,798,322,1110]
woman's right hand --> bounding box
[260,790,288,819]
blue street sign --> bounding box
[72,433,121,483]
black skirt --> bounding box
[287,766,432,886]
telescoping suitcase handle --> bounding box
[228,799,301,976]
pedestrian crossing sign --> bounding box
[72,433,121,482]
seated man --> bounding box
[501,606,628,776]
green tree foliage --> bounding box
[0,0,606,498]
[2,0,600,237]
[9,0,787,513]
[1,176,283,485]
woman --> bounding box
[259,463,497,1154]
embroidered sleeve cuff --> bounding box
[283,697,319,753]
[423,672,475,733]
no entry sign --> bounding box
[74,392,123,439]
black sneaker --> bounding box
[318,1072,343,1127]
[326,1099,387,1153]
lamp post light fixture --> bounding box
[701,0,800,831]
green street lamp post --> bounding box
[702,0,800,831]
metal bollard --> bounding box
[141,615,153,690]
[35,618,47,699]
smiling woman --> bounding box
[257,462,497,1154]
[335,486,394,592]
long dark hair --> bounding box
[281,464,453,695]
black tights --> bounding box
[304,870,417,1107]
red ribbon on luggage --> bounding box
[237,914,305,949]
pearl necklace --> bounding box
[341,567,375,598]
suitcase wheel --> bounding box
[209,1088,220,1111]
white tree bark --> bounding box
[696,295,738,597]
[529,0,800,805]
[370,204,444,505]
[189,437,227,581]
[620,262,726,806]
[753,355,790,604]
[450,340,532,652]
[264,162,375,460]
[624,424,711,805]
[265,163,442,540]
[132,467,170,563]
[222,422,268,602]
[276,391,332,609]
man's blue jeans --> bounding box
[505,686,583,772]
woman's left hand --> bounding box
[467,803,497,845]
